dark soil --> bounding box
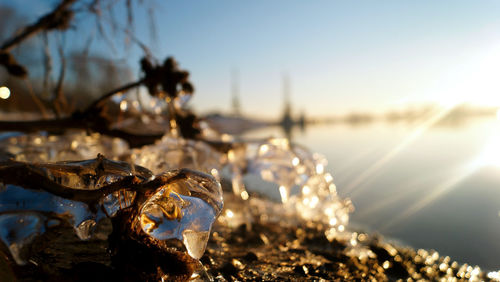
[0,214,490,281]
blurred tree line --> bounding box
[0,0,155,116]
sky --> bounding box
[5,0,500,118]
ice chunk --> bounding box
[131,134,224,174]
[0,157,155,264]
[250,138,298,189]
[75,219,97,240]
[0,213,45,265]
[100,190,137,217]
[232,137,353,237]
[138,169,223,259]
[246,138,327,202]
[182,230,209,259]
[227,144,248,199]
[29,155,153,190]
[0,184,97,241]
[0,156,224,263]
[0,131,129,162]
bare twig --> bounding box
[0,55,200,147]
[94,9,118,54]
[82,33,94,57]
[53,32,68,117]
[148,6,158,51]
[24,79,50,119]
[0,116,163,148]
[0,0,76,52]
[126,0,134,31]
[42,32,53,99]
[83,79,144,114]
[96,13,153,59]
[0,0,76,77]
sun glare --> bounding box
[476,119,500,168]
[478,136,500,167]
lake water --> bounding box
[243,115,500,271]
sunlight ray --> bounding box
[343,105,457,197]
[378,164,475,232]
[333,145,379,178]
[354,173,439,220]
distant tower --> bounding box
[281,74,294,139]
[298,109,306,131]
[282,74,293,123]
[231,69,241,116]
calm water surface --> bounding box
[244,116,500,271]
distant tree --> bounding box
[0,0,199,146]
[0,0,156,116]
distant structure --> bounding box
[280,74,294,138]
[231,69,241,116]
[298,110,306,131]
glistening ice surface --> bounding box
[0,156,223,264]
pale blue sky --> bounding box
[5,0,500,117]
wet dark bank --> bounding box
[1,203,491,281]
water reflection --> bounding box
[241,115,500,271]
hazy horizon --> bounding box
[4,0,500,118]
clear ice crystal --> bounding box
[0,184,99,264]
[247,138,325,201]
[0,157,156,264]
[0,185,96,232]
[0,114,353,265]
[227,144,249,199]
[100,190,137,217]
[31,156,153,190]
[0,212,45,265]
[138,169,223,259]
[229,137,353,235]
[0,156,224,264]
[0,131,129,162]
[75,219,97,240]
[131,134,224,174]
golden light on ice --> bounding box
[279,185,288,203]
[0,86,10,99]
[496,108,500,120]
[119,100,128,111]
[240,190,249,200]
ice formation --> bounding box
[222,137,353,237]
[138,169,223,258]
[131,134,224,175]
[0,106,353,266]
[0,131,129,162]
[0,156,223,264]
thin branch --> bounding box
[42,32,53,98]
[97,13,153,59]
[53,32,68,117]
[0,0,76,77]
[126,0,134,30]
[0,0,76,52]
[82,32,95,58]
[148,6,158,51]
[0,158,199,205]
[83,79,144,114]
[94,9,118,54]
[24,79,50,119]
[0,116,163,148]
